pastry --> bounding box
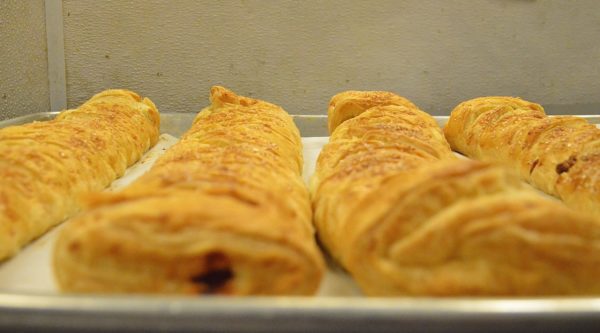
[53,86,324,295]
[444,96,600,215]
[312,91,600,296]
[327,90,417,133]
[0,89,159,260]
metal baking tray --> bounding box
[0,111,600,333]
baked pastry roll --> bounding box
[53,86,324,295]
[312,91,600,296]
[444,97,600,215]
[0,90,159,260]
[327,90,417,133]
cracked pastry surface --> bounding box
[312,91,600,296]
[0,89,159,260]
[53,86,324,295]
[444,96,600,216]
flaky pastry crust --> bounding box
[53,86,324,295]
[0,90,159,260]
[312,91,600,296]
[444,96,600,215]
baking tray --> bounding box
[0,111,600,333]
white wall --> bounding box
[2,0,600,119]
[0,0,49,120]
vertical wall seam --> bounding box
[44,0,67,111]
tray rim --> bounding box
[2,292,600,332]
[1,111,600,332]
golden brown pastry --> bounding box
[53,86,324,295]
[327,90,417,133]
[444,97,600,216]
[312,91,600,296]
[0,90,160,260]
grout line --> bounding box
[44,0,67,111]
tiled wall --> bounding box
[2,0,600,120]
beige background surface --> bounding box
[1,0,600,120]
[0,0,49,120]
